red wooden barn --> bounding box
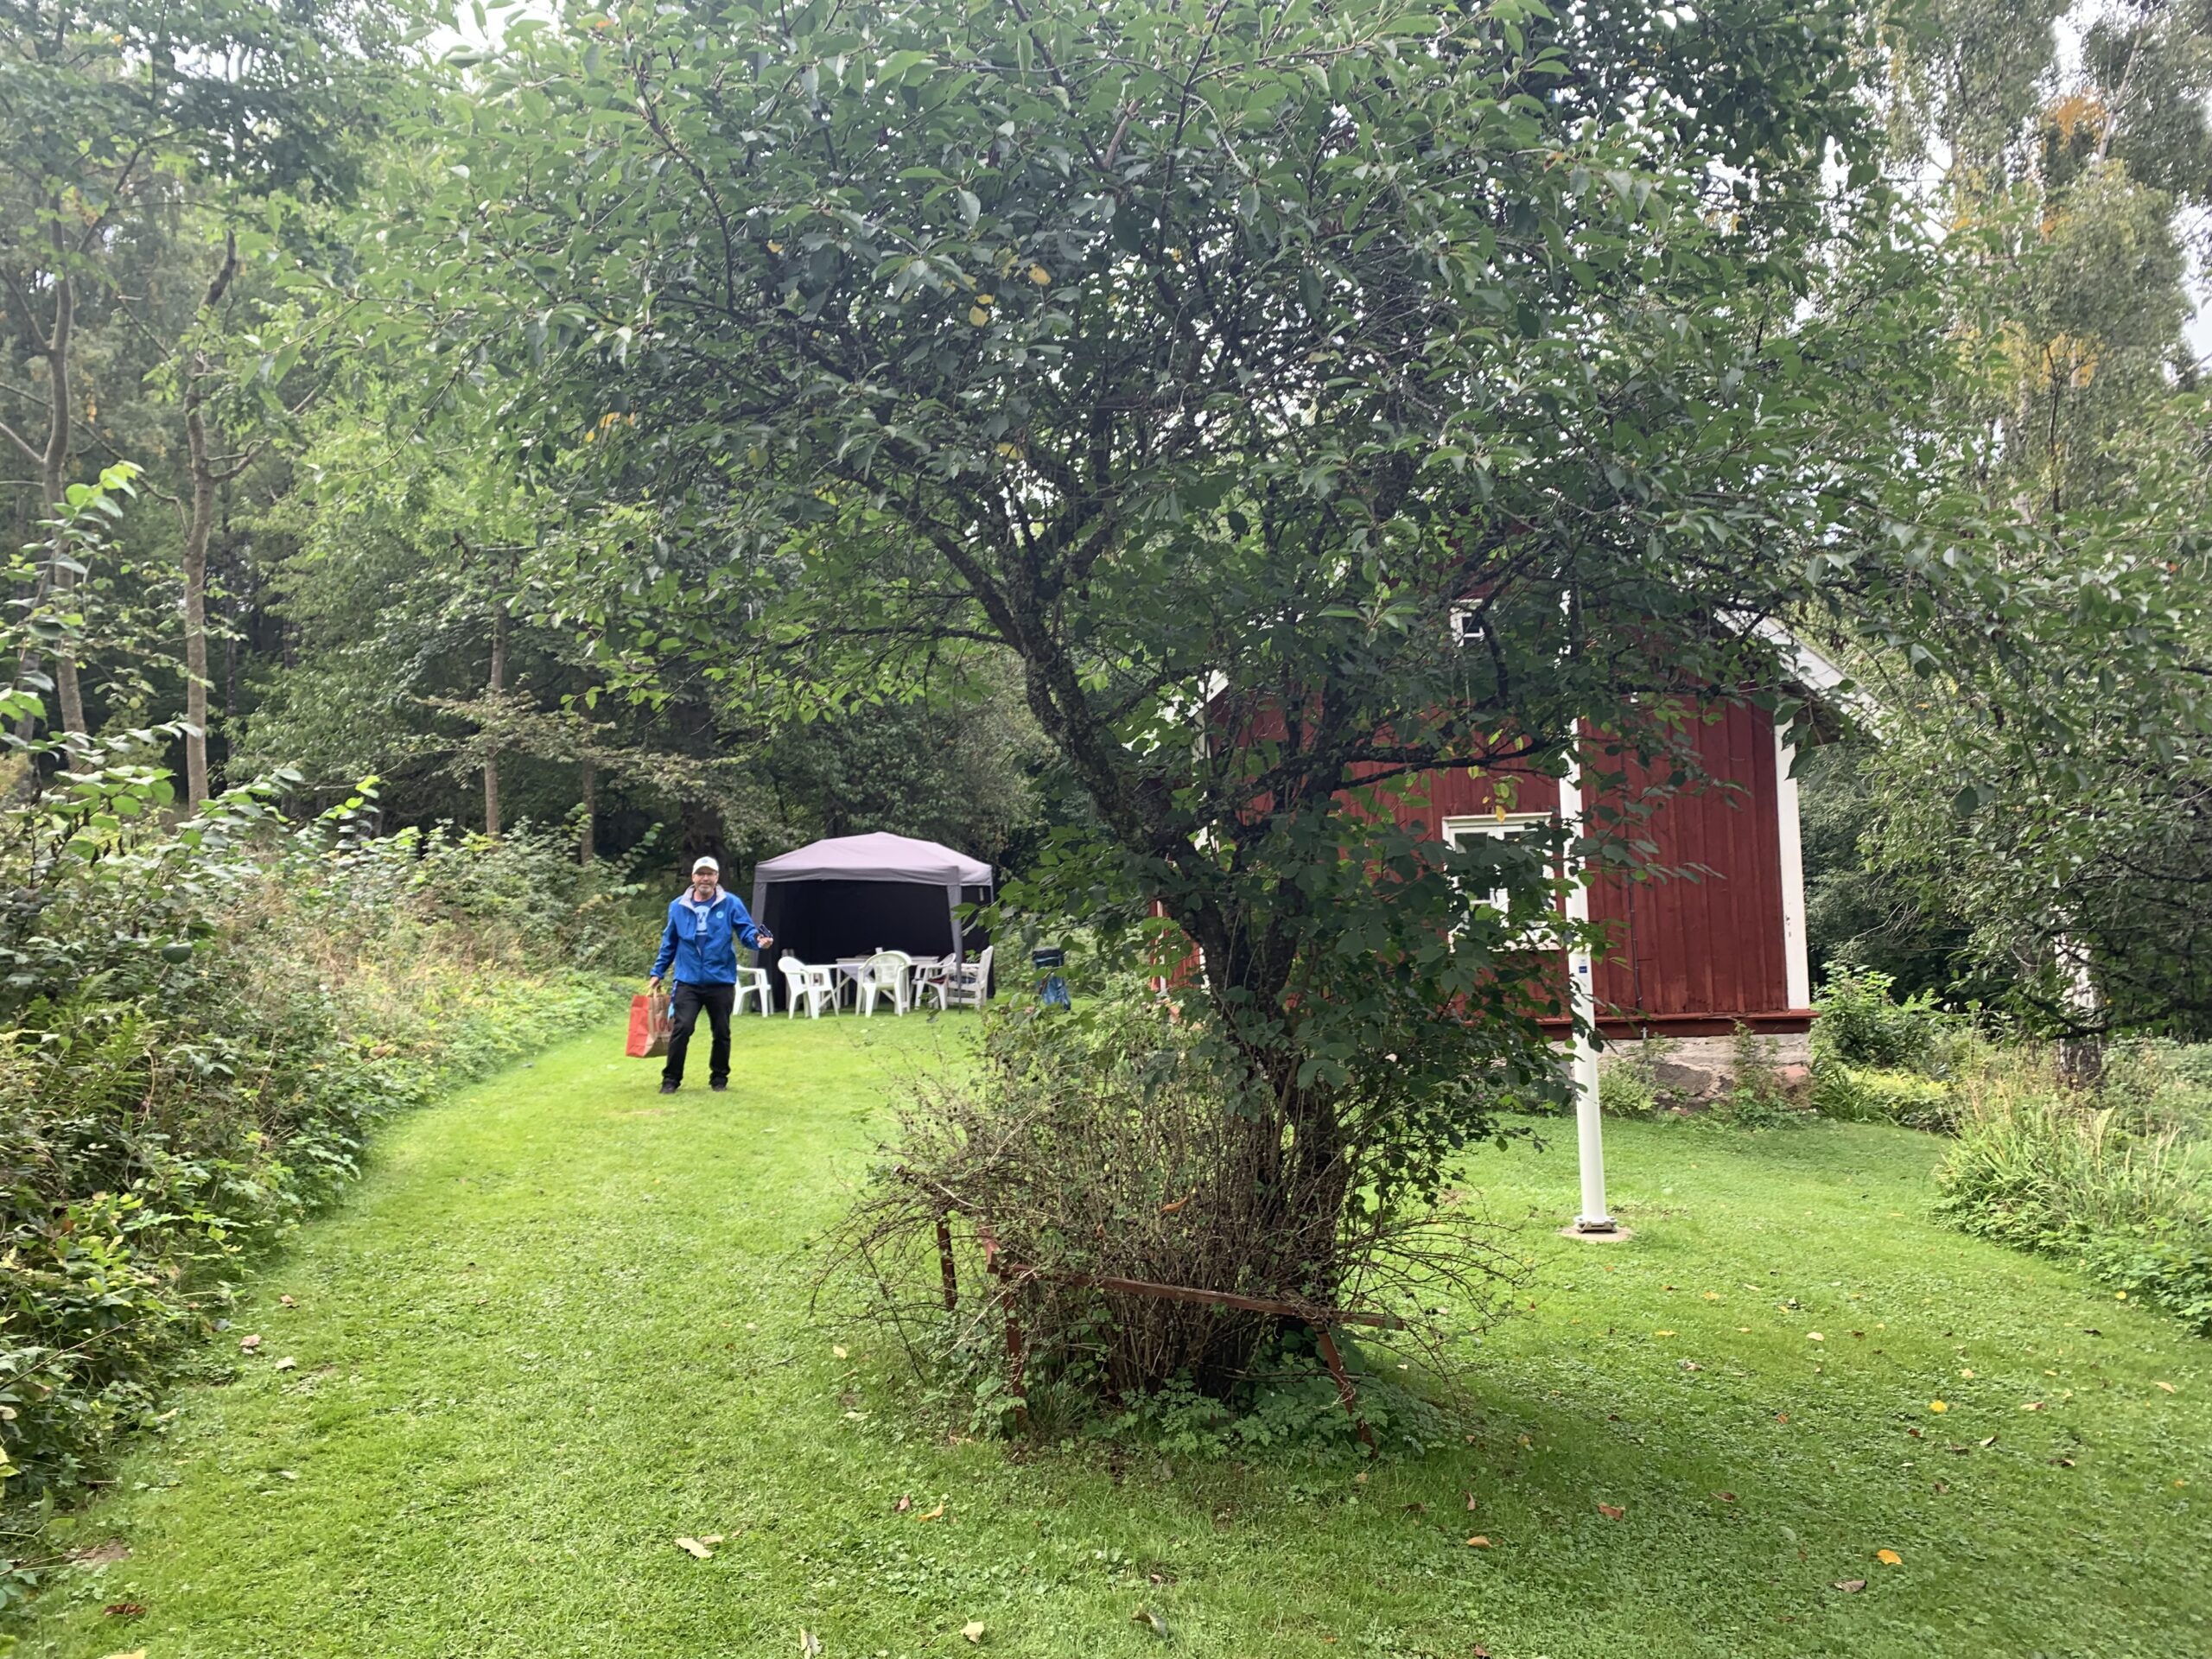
[1179,631,1840,1091]
[1406,702,1817,1087]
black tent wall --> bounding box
[755,880,991,1008]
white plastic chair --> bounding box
[923,945,993,1012]
[907,954,948,1008]
[856,950,913,1016]
[777,955,839,1019]
[734,964,773,1017]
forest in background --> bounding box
[4,0,2209,1015]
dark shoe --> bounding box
[659,1080,679,1095]
[710,1079,728,1092]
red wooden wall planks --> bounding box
[1389,702,1796,1032]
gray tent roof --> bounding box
[753,831,992,887]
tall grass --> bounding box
[1,793,652,1600]
[1936,1045,2212,1335]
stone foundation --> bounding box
[1598,1030,1811,1102]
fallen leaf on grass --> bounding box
[1775,1413,1789,1424]
[963,1620,987,1643]
[1465,1492,1478,1511]
[238,1334,261,1353]
[799,1631,821,1657]
[2155,1381,2177,1394]
[2021,1402,2045,1412]
[2052,1457,2076,1467]
[273,1357,296,1371]
[894,1495,912,1513]
[1833,1579,1866,1593]
[1979,1434,1999,1447]
[1875,1548,1902,1565]
[278,1295,296,1308]
[99,1650,146,1659]
[914,1503,945,1521]
[101,1603,145,1618]
[1713,1491,1737,1502]
[674,1537,715,1560]
[832,1345,848,1360]
[1929,1400,1948,1413]
[1131,1606,1172,1639]
[1597,1502,1624,1520]
[1807,1332,1824,1342]
[1654,1330,1676,1338]
[1465,1535,1492,1548]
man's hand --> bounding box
[647,975,663,993]
[755,932,774,950]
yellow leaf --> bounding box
[100,1651,147,1659]
[2155,1381,2177,1393]
[916,1503,945,1521]
[1654,1330,1675,1338]
[1875,1548,1902,1565]
[1028,264,1051,284]
[1703,1291,1721,1300]
[969,307,989,326]
[963,1621,987,1643]
[675,1536,714,1560]
[2116,1291,2127,1300]
[1929,1401,1948,1413]
[1807,1332,1824,1342]
[767,241,785,253]
[832,1345,848,1359]
[1465,1535,1491,1548]
[1959,1369,1974,1378]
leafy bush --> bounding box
[1936,1052,2212,1336]
[1811,1065,1959,1133]
[1701,1027,1809,1128]
[1598,1052,1661,1119]
[1811,963,1957,1072]
[0,769,641,1597]
[821,994,1529,1442]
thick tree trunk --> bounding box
[484,589,506,836]
[179,236,240,807]
[578,757,596,865]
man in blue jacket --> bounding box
[648,855,772,1094]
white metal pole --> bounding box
[1557,725,1615,1232]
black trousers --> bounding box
[664,981,735,1085]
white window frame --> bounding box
[1441,812,1560,945]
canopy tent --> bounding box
[750,833,993,1005]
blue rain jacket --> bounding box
[652,887,764,986]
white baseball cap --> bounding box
[691,855,720,874]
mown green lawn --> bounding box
[15,1015,2209,1658]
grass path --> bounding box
[16,1016,2209,1659]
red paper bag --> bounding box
[626,991,671,1058]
